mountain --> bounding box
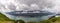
[0,13,13,21]
[5,10,54,17]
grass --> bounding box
[27,16,60,23]
[0,13,25,23]
[1,13,60,23]
[0,13,15,23]
[0,13,14,21]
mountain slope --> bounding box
[0,13,13,21]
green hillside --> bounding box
[27,16,60,23]
[0,13,15,23]
[0,13,13,21]
[0,13,60,23]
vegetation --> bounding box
[0,13,14,21]
[0,13,25,23]
[0,13,60,23]
[39,20,52,23]
[27,16,60,23]
[14,20,25,23]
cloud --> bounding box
[0,0,60,21]
[0,0,55,12]
[0,0,60,19]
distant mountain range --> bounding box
[5,10,54,17]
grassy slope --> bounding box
[27,16,60,23]
[0,13,15,23]
[39,16,60,23]
[0,13,60,23]
[0,13,13,21]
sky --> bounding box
[0,0,60,22]
[0,0,56,13]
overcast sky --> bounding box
[0,0,56,13]
[0,0,60,21]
